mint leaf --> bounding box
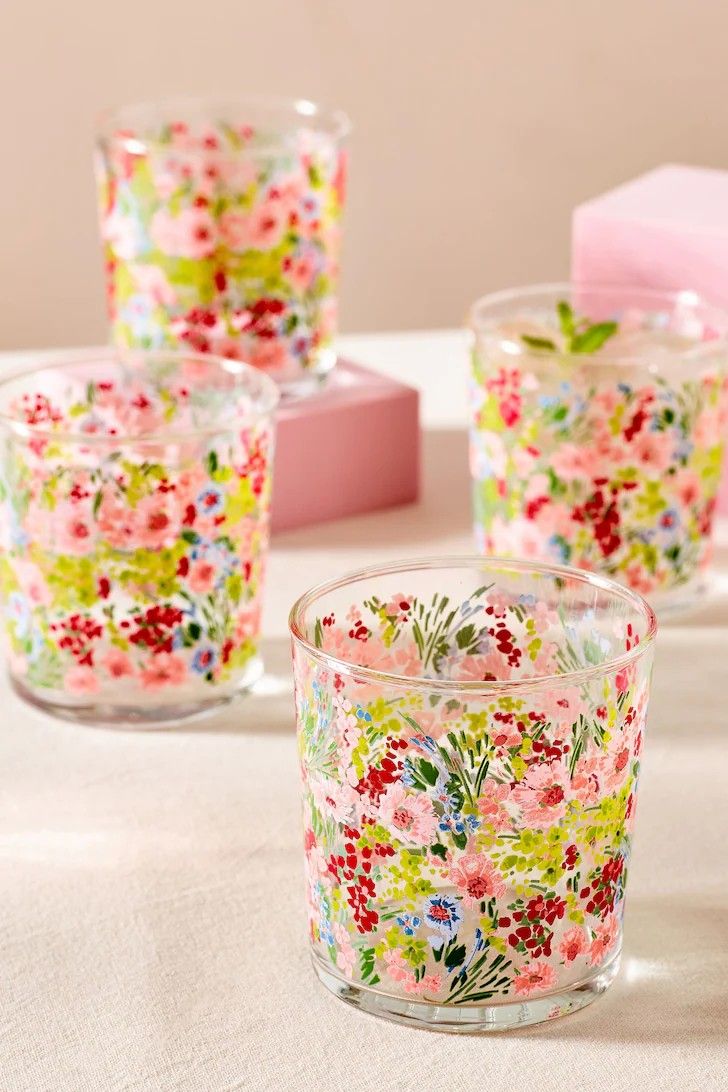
[571,321,618,354]
[521,334,557,351]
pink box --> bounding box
[271,360,420,533]
[572,164,728,514]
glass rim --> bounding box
[0,347,280,446]
[288,554,657,695]
[96,93,352,158]
[469,281,728,365]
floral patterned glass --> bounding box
[470,285,728,611]
[0,348,278,726]
[290,557,656,1032]
[95,95,350,399]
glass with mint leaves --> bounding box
[469,285,728,610]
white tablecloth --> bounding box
[1,331,727,1092]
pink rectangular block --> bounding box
[572,164,728,514]
[271,360,420,532]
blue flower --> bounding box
[396,913,421,936]
[548,534,570,564]
[196,486,224,516]
[355,707,372,722]
[401,761,417,788]
[7,593,31,639]
[118,295,165,345]
[410,734,438,755]
[191,647,218,674]
[28,627,45,664]
[423,894,462,939]
[438,809,480,836]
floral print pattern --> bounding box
[470,317,728,599]
[95,115,346,390]
[0,357,273,710]
[293,575,653,1007]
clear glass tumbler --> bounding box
[0,348,278,726]
[470,285,728,611]
[290,557,656,1032]
[95,95,350,400]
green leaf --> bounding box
[419,759,439,786]
[206,450,218,475]
[430,843,448,861]
[314,618,324,649]
[452,830,468,851]
[521,334,557,351]
[181,529,200,545]
[444,944,467,972]
[571,321,618,354]
[455,623,476,650]
[557,299,576,338]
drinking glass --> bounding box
[95,95,350,399]
[290,557,656,1032]
[470,285,728,610]
[0,348,278,725]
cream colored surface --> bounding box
[0,330,727,1090]
[2,1,728,349]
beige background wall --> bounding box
[1,0,727,349]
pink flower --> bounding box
[247,339,290,372]
[333,923,356,978]
[285,252,318,292]
[623,561,657,596]
[559,926,588,963]
[221,202,287,251]
[673,467,702,508]
[537,687,587,731]
[187,558,218,595]
[218,209,251,251]
[57,508,95,556]
[458,651,512,683]
[383,950,442,996]
[631,430,673,472]
[476,780,512,830]
[377,782,438,846]
[268,176,306,214]
[102,210,145,261]
[310,777,360,825]
[693,405,723,447]
[129,263,176,306]
[374,639,422,677]
[571,754,602,806]
[449,852,507,905]
[97,491,138,551]
[134,493,182,550]
[588,916,620,966]
[550,443,600,483]
[14,560,51,606]
[601,732,632,791]
[150,207,217,259]
[64,664,100,694]
[103,649,134,679]
[234,607,261,644]
[488,515,548,561]
[512,960,557,996]
[139,652,187,689]
[511,760,568,829]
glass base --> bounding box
[9,655,263,729]
[278,349,337,403]
[312,950,620,1033]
